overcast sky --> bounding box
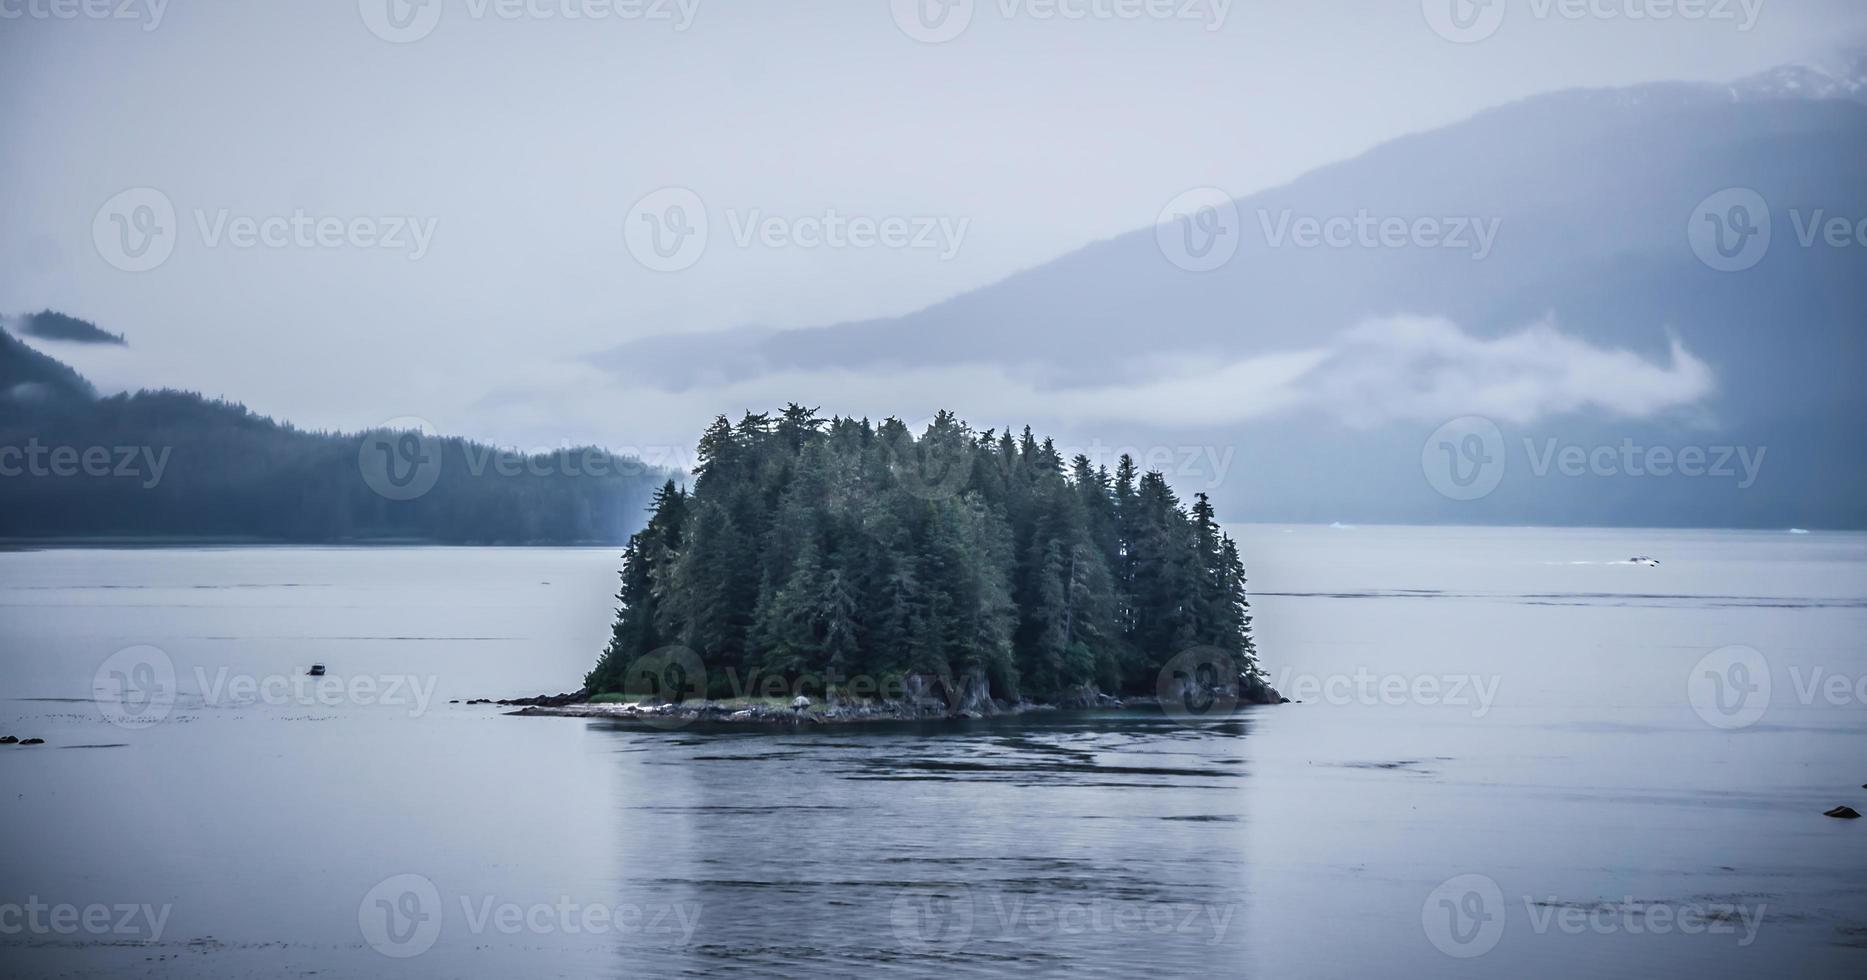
[3,0,1863,458]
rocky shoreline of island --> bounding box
[475,672,1288,726]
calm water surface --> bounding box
[1,527,1864,978]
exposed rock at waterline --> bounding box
[1825,805,1861,819]
[501,668,1285,726]
[473,689,594,708]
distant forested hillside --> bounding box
[587,406,1258,705]
[15,310,126,345]
[0,321,671,543]
[1,327,97,402]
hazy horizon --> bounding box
[6,1,1867,461]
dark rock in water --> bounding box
[1240,671,1285,706]
[1824,806,1860,819]
[0,736,17,744]
[493,689,593,708]
[18,738,45,745]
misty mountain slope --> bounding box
[11,310,127,346]
[588,61,1867,528]
[1,326,98,405]
[600,82,1866,407]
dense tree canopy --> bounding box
[588,406,1257,704]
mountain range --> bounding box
[594,52,1867,529]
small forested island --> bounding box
[552,406,1277,724]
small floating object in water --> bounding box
[1629,556,1660,567]
[307,664,327,677]
[0,736,17,744]
[18,738,44,746]
[1789,528,1810,535]
[1824,805,1860,819]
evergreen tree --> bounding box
[586,409,1260,705]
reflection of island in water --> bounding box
[603,710,1258,978]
